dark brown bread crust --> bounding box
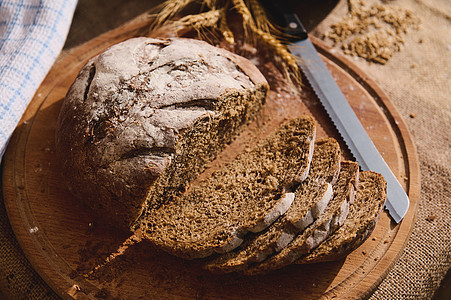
[55,37,268,231]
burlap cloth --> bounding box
[0,0,449,298]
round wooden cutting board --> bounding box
[2,15,419,299]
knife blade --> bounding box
[260,0,409,223]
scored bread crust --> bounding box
[141,117,316,259]
[55,37,269,231]
[297,171,387,264]
[203,138,341,273]
[244,161,359,275]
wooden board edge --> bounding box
[1,22,421,300]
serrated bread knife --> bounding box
[260,0,409,223]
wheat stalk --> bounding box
[177,9,223,42]
[219,6,235,44]
[231,0,253,39]
[150,0,301,83]
[151,0,193,29]
[246,0,278,33]
[231,0,300,80]
[177,9,222,30]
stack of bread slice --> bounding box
[140,116,387,274]
[141,117,316,259]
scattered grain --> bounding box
[328,0,420,63]
[426,214,436,222]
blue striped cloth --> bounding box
[0,0,77,160]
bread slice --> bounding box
[297,171,387,264]
[243,161,359,275]
[203,138,341,273]
[140,117,316,259]
[56,37,269,231]
[284,139,341,230]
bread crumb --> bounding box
[410,63,416,68]
[372,237,376,241]
[384,239,390,244]
[374,257,378,261]
[426,214,436,222]
[67,284,83,297]
[409,113,416,118]
[86,221,97,234]
[362,250,367,255]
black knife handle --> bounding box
[259,0,308,40]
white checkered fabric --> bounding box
[0,0,77,160]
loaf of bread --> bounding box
[140,117,316,259]
[55,37,269,231]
